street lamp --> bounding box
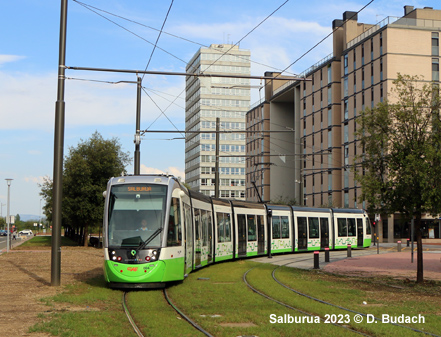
[5,179,13,253]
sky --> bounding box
[0,0,439,217]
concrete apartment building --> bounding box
[246,6,441,242]
[185,44,250,199]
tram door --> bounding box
[237,214,247,256]
[202,210,213,264]
[183,204,193,274]
[257,215,265,254]
[194,209,201,267]
[357,219,363,247]
[297,217,308,250]
[320,218,329,249]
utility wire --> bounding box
[274,0,375,80]
[73,0,186,64]
[201,0,290,75]
[142,0,174,80]
[73,0,299,76]
[141,87,184,137]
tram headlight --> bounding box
[117,256,122,262]
[145,256,151,262]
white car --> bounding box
[19,230,33,235]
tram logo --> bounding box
[127,267,138,272]
[131,250,137,257]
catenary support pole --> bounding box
[52,0,68,286]
[215,118,220,198]
[134,76,141,175]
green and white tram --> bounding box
[103,174,372,289]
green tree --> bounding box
[39,176,53,224]
[354,74,441,283]
[40,131,131,246]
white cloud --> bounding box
[0,71,185,130]
[0,55,25,66]
[24,176,45,184]
[140,164,185,181]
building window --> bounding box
[353,49,356,69]
[353,72,357,93]
[371,63,374,85]
[361,44,365,65]
[361,67,365,89]
[432,32,439,56]
[379,32,383,55]
[354,96,357,115]
[327,64,332,84]
[433,58,440,82]
[380,83,383,102]
[370,38,374,60]
[344,99,348,120]
[344,76,348,97]
[328,86,332,105]
[344,54,348,76]
[380,58,383,81]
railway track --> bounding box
[243,268,373,336]
[122,289,213,337]
[243,262,441,337]
[270,262,441,337]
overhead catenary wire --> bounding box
[141,0,174,80]
[73,0,300,76]
[201,0,291,75]
[73,0,187,64]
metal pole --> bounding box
[134,76,141,175]
[5,179,12,252]
[411,218,414,263]
[51,0,68,286]
[215,118,220,198]
[313,251,320,269]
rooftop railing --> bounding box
[347,16,441,49]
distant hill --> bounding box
[19,214,44,222]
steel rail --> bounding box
[243,268,372,336]
[122,292,145,337]
[163,288,214,337]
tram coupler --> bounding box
[325,247,330,262]
[313,251,320,269]
[347,244,352,258]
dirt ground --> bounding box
[0,244,103,337]
[1,240,440,337]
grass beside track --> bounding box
[14,235,79,249]
[29,251,441,337]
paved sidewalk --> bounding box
[252,244,441,281]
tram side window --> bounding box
[348,218,356,236]
[272,216,281,239]
[365,218,372,234]
[308,217,320,238]
[195,209,201,241]
[217,212,231,243]
[338,218,348,236]
[248,215,256,241]
[281,216,290,238]
[202,210,209,246]
[167,197,181,247]
[297,217,307,238]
